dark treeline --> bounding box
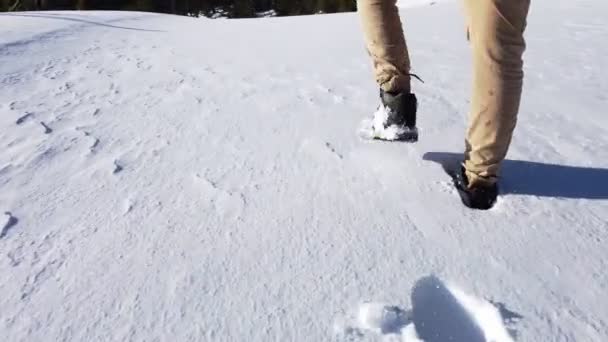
[0,0,357,17]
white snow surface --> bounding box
[1,1,607,341]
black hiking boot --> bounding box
[370,89,418,142]
[451,166,498,210]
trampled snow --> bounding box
[1,0,607,341]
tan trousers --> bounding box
[359,0,530,186]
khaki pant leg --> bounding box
[359,0,412,93]
[463,0,531,186]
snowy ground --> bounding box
[1,1,607,341]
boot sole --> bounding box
[372,128,419,142]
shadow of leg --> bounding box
[421,151,462,174]
[411,276,485,342]
[423,152,608,199]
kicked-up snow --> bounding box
[1,0,607,341]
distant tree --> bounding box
[338,0,355,12]
[271,0,287,16]
[233,0,254,17]
[136,0,152,11]
[0,0,357,15]
[1,0,10,11]
[4,0,21,11]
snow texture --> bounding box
[1,0,607,341]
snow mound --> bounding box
[358,302,409,334]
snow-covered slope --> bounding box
[1,1,607,341]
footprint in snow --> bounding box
[89,138,100,153]
[113,160,124,174]
[300,139,344,162]
[123,198,135,215]
[1,212,18,239]
[40,122,53,134]
[16,113,34,125]
[80,131,100,154]
[325,142,344,160]
[9,101,27,111]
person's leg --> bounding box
[463,0,531,187]
[358,0,411,94]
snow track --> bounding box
[1,1,607,341]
